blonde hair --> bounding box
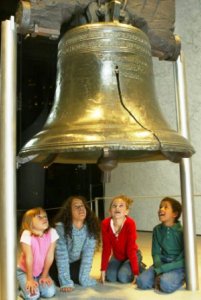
[110,195,133,209]
[20,207,49,236]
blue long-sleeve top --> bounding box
[55,222,97,288]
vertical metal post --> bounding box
[89,183,93,210]
[173,50,199,290]
[0,17,17,300]
[94,197,99,217]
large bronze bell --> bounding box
[19,22,194,169]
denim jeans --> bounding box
[136,265,185,293]
[106,250,144,283]
[17,268,56,300]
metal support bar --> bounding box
[173,51,199,290]
[0,17,17,300]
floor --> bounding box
[18,232,201,300]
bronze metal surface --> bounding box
[19,22,194,166]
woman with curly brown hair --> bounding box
[51,195,100,293]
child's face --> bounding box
[71,198,87,223]
[31,211,49,233]
[110,198,128,220]
[158,200,177,226]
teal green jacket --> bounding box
[152,221,185,275]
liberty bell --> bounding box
[19,22,194,174]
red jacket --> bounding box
[101,216,139,275]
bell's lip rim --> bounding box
[19,144,195,156]
[17,148,194,166]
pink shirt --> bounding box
[18,228,59,277]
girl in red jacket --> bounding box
[100,195,143,284]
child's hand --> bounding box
[26,279,38,296]
[60,286,74,292]
[39,276,53,286]
[132,275,137,285]
[99,271,106,284]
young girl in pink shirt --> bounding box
[17,207,59,300]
